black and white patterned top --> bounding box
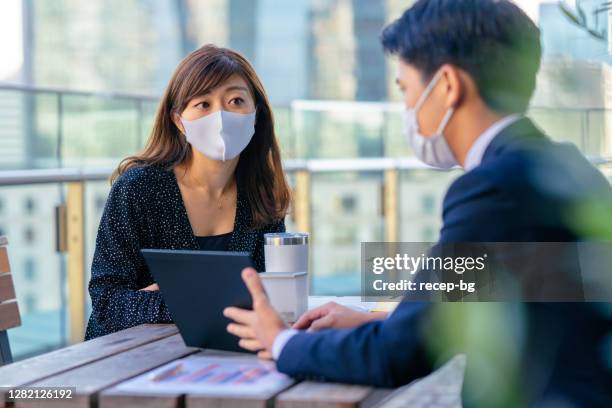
[85,164,285,340]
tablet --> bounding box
[141,249,254,352]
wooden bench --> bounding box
[0,236,21,366]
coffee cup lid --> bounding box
[264,232,309,246]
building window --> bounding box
[24,258,36,281]
[422,226,435,242]
[24,293,37,313]
[421,194,435,216]
[24,197,36,214]
[340,195,357,212]
[24,226,35,243]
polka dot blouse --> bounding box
[85,165,285,340]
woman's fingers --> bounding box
[226,323,255,339]
[139,283,160,292]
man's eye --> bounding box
[231,98,244,106]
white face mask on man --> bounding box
[403,70,458,169]
[181,110,256,162]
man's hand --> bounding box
[292,301,388,331]
[223,268,287,359]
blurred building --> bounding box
[532,2,612,157]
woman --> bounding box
[85,45,291,339]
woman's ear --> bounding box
[172,112,185,135]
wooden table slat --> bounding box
[0,324,179,407]
[101,388,283,408]
[187,394,275,408]
[16,334,197,408]
[275,382,375,408]
[99,392,184,408]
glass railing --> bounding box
[3,84,612,166]
[0,183,67,359]
[0,84,159,170]
[2,83,612,360]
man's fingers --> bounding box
[310,314,335,331]
[293,309,324,329]
[226,323,255,339]
[238,338,265,352]
[257,350,273,360]
[223,307,254,325]
[291,313,311,329]
[241,267,268,306]
[292,302,335,329]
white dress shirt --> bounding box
[463,114,522,171]
[272,328,299,360]
[271,114,523,360]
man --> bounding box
[224,0,612,406]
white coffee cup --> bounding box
[264,232,309,273]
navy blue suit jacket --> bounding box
[276,119,612,407]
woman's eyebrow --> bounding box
[190,85,249,103]
[224,85,249,93]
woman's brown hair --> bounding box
[112,44,291,228]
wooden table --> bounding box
[0,324,396,408]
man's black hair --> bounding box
[381,0,542,114]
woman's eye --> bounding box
[196,101,209,109]
[230,97,244,106]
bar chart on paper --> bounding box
[113,355,294,396]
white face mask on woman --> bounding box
[181,110,256,161]
[403,70,458,169]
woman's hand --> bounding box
[292,302,388,331]
[140,283,160,292]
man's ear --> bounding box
[172,112,185,135]
[438,64,464,110]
